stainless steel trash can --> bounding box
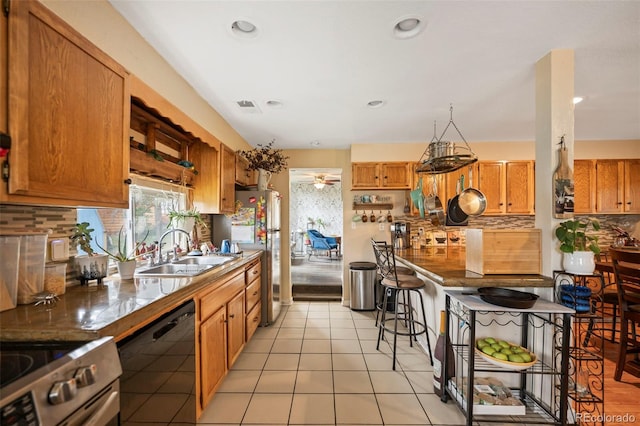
[349,262,377,310]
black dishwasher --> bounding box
[117,300,196,424]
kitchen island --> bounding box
[391,246,555,356]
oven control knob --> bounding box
[74,364,97,387]
[49,378,77,405]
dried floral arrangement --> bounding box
[237,140,289,173]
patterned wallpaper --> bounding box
[290,182,343,237]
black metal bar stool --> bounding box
[372,240,416,326]
[371,239,433,370]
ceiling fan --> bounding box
[305,174,340,189]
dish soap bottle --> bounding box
[553,135,574,218]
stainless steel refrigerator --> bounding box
[232,190,281,326]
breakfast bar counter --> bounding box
[394,247,554,288]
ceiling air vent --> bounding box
[236,100,261,113]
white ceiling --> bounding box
[110,0,640,150]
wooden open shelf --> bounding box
[129,148,195,186]
[353,203,393,210]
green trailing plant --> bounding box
[97,227,149,262]
[167,208,208,229]
[555,218,601,255]
[70,222,97,256]
[236,140,289,173]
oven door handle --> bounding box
[84,390,119,426]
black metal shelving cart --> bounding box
[443,290,574,426]
[554,271,606,426]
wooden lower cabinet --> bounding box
[199,306,227,411]
[196,258,263,418]
[245,259,262,341]
[227,291,245,368]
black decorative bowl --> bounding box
[477,287,539,309]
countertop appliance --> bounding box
[117,300,196,424]
[232,189,282,326]
[390,222,410,249]
[0,336,122,425]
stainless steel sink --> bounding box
[135,263,215,277]
[174,256,236,266]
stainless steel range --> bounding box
[0,336,122,426]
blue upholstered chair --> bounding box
[306,229,339,260]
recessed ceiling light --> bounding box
[573,96,584,104]
[231,19,258,38]
[367,100,385,108]
[392,16,425,39]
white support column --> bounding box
[535,49,575,276]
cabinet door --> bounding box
[5,0,129,207]
[574,160,596,213]
[220,144,236,213]
[624,159,640,213]
[235,154,255,187]
[596,160,624,213]
[200,306,227,410]
[192,141,219,214]
[505,161,534,214]
[352,163,380,188]
[226,291,245,368]
[477,162,506,214]
[381,162,411,188]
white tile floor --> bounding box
[197,301,468,425]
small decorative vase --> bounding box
[117,260,137,280]
[257,169,272,191]
[563,251,596,275]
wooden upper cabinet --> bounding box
[574,159,596,213]
[624,159,640,213]
[505,161,534,214]
[3,0,130,207]
[191,141,220,214]
[477,161,506,215]
[596,159,640,213]
[352,163,380,188]
[220,144,236,213]
[477,161,534,215]
[352,162,411,189]
[381,162,411,188]
[235,154,255,187]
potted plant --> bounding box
[555,218,601,275]
[168,207,208,233]
[69,222,109,283]
[236,140,289,190]
[97,227,148,280]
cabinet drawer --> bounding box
[245,261,261,283]
[200,271,245,321]
[245,278,261,312]
[246,302,261,341]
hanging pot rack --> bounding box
[416,105,477,174]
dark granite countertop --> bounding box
[395,247,554,288]
[0,251,262,342]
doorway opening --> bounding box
[289,168,343,301]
